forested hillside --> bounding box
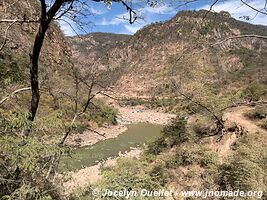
[71,10,267,102]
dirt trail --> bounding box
[224,106,267,134]
[214,105,266,162]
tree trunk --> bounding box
[29,19,49,121]
[28,0,68,121]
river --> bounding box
[60,123,163,172]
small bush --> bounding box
[156,153,178,169]
[241,82,267,101]
[245,106,267,120]
[74,123,88,134]
[146,117,192,155]
[146,137,168,155]
[186,170,197,179]
[84,99,118,127]
[163,117,193,145]
[0,51,28,87]
[220,159,265,192]
[92,158,166,200]
[200,151,218,167]
[191,115,216,137]
[176,146,200,165]
[123,98,146,106]
[261,119,267,130]
[176,147,201,165]
[219,132,267,198]
[175,144,218,167]
[147,158,168,185]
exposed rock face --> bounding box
[69,10,267,97]
[68,32,130,72]
[0,0,72,74]
[67,32,131,87]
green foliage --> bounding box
[0,109,67,199]
[191,115,215,137]
[146,117,193,155]
[200,151,219,167]
[241,82,267,101]
[221,159,265,191]
[175,144,218,167]
[232,132,267,170]
[155,153,178,169]
[245,106,267,120]
[72,158,167,200]
[0,109,31,134]
[0,51,28,87]
[201,164,220,190]
[68,186,95,200]
[220,132,267,197]
[146,137,168,155]
[183,101,203,114]
[85,99,118,127]
[261,119,267,130]
[202,89,231,111]
[163,117,191,144]
[34,110,65,136]
[71,155,173,199]
[198,26,210,35]
[73,123,88,134]
[185,170,197,179]
[1,185,53,200]
[147,97,178,110]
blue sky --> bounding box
[59,0,267,36]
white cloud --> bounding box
[58,17,77,36]
[88,7,107,15]
[199,0,267,25]
[95,3,177,34]
[98,12,130,25]
[124,24,144,34]
[120,4,176,34]
[141,4,176,14]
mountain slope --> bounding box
[118,10,267,97]
[68,32,130,72]
[69,10,267,100]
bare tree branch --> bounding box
[0,87,31,106]
[171,80,224,134]
[0,19,39,23]
[241,0,267,16]
[86,127,106,137]
[0,21,16,51]
[59,73,109,145]
[203,0,219,18]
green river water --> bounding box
[60,123,163,171]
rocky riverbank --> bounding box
[63,148,142,193]
[65,124,128,147]
[116,106,176,125]
[65,106,176,147]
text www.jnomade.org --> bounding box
[92,188,263,199]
